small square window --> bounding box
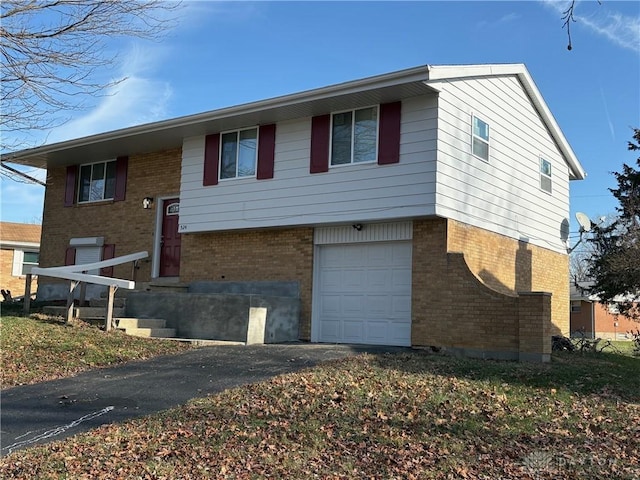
[540,158,552,193]
[472,116,489,161]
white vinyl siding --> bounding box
[433,75,570,253]
[179,95,438,233]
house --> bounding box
[570,283,639,340]
[1,64,586,361]
[0,222,41,301]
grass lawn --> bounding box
[0,314,193,387]
[1,321,638,480]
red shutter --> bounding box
[64,166,78,207]
[114,156,128,201]
[64,247,76,266]
[100,244,115,277]
[310,114,330,174]
[257,124,276,180]
[378,101,402,165]
[204,133,220,186]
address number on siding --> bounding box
[179,224,188,231]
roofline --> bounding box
[1,65,432,164]
[1,63,586,180]
[426,64,586,180]
[0,240,40,249]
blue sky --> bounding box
[1,0,639,246]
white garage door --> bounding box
[316,241,412,346]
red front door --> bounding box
[160,198,181,277]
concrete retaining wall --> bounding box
[125,291,300,343]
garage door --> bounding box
[316,241,412,346]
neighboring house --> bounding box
[1,64,586,360]
[570,283,639,340]
[0,222,41,300]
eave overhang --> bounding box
[1,65,436,169]
[1,63,586,181]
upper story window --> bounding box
[472,115,489,161]
[220,128,258,179]
[78,160,117,203]
[331,106,378,166]
[540,158,552,193]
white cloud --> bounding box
[541,0,640,53]
[46,44,173,144]
[477,12,521,29]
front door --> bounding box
[159,198,181,277]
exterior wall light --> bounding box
[142,197,154,209]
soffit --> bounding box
[3,82,435,169]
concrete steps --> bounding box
[115,318,176,338]
[42,300,176,340]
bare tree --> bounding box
[0,1,180,153]
[561,0,602,50]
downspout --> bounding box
[591,301,595,339]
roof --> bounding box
[570,282,639,303]
[1,63,586,180]
[0,222,42,245]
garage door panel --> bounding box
[391,269,412,289]
[316,241,412,346]
[391,295,412,316]
[320,294,341,315]
[320,318,340,341]
[365,295,391,316]
[343,321,363,341]
[389,322,412,342]
[342,295,365,315]
[343,269,365,288]
[392,243,412,262]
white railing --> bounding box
[31,251,149,330]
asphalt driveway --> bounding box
[1,343,407,456]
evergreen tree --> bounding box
[587,129,640,320]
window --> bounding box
[331,106,378,166]
[11,250,39,276]
[472,115,489,161]
[540,158,552,193]
[220,128,258,179]
[78,160,117,203]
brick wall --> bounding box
[180,228,314,340]
[412,218,553,360]
[38,148,182,289]
[0,249,37,298]
[571,301,640,339]
[447,220,569,336]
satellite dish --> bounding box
[575,212,592,232]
